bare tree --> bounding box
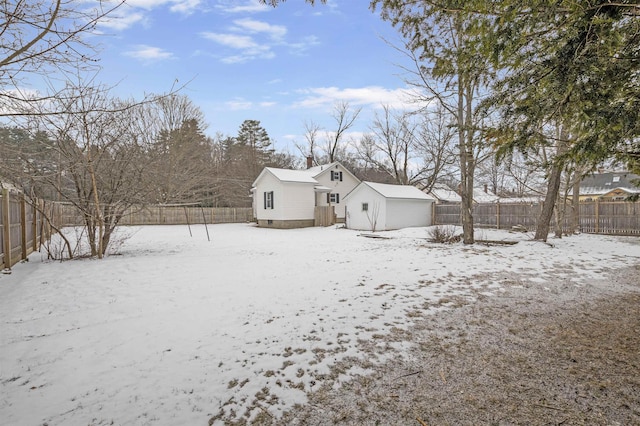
[414,104,458,192]
[366,201,381,233]
[322,101,361,163]
[16,79,156,258]
[127,94,214,204]
[295,119,322,166]
[383,16,493,244]
[1,0,124,113]
[357,105,416,185]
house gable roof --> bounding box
[428,184,461,202]
[427,183,499,203]
[307,162,360,183]
[253,162,360,187]
[348,181,435,201]
[579,171,640,196]
[253,167,318,186]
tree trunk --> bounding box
[535,160,563,241]
[459,73,475,245]
[535,126,569,242]
[554,188,567,238]
[571,179,580,233]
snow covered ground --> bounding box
[1,224,638,425]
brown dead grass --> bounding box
[275,265,640,426]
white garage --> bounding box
[344,181,435,231]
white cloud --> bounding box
[98,0,202,31]
[293,86,421,110]
[215,0,270,14]
[201,33,259,50]
[125,0,201,13]
[200,26,276,63]
[123,45,175,62]
[286,35,321,55]
[226,99,253,110]
[98,11,147,31]
[169,0,202,14]
[233,18,287,40]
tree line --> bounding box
[277,0,640,244]
[1,0,638,257]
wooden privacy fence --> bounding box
[434,200,640,236]
[58,204,254,227]
[0,189,58,270]
[314,206,336,227]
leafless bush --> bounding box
[427,225,461,244]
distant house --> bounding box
[472,185,500,203]
[428,183,461,204]
[428,183,499,204]
[252,162,360,229]
[344,181,436,231]
[575,171,640,201]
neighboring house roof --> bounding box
[578,171,640,196]
[427,183,499,203]
[428,184,461,203]
[350,181,435,200]
[473,187,500,203]
[497,196,545,203]
[0,181,21,194]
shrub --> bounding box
[428,225,461,244]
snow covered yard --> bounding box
[1,224,638,425]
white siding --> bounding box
[254,172,284,221]
[386,199,433,229]
[345,185,387,231]
[314,164,360,219]
[280,181,316,220]
[345,182,434,231]
[254,171,316,221]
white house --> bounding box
[344,181,436,231]
[252,162,360,229]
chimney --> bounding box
[306,156,313,169]
[483,184,488,193]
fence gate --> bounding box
[314,206,335,227]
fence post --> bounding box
[20,195,27,260]
[595,198,600,233]
[32,201,38,251]
[2,189,11,269]
[431,202,436,226]
[496,202,501,229]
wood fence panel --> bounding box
[434,204,461,225]
[474,204,498,228]
[0,191,49,270]
[314,206,335,227]
[58,204,254,226]
[0,190,8,268]
[434,200,639,236]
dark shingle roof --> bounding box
[579,171,640,195]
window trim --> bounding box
[264,191,274,209]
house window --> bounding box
[362,202,368,212]
[331,171,343,182]
[327,193,340,204]
[264,191,274,209]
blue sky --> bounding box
[96,0,415,154]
